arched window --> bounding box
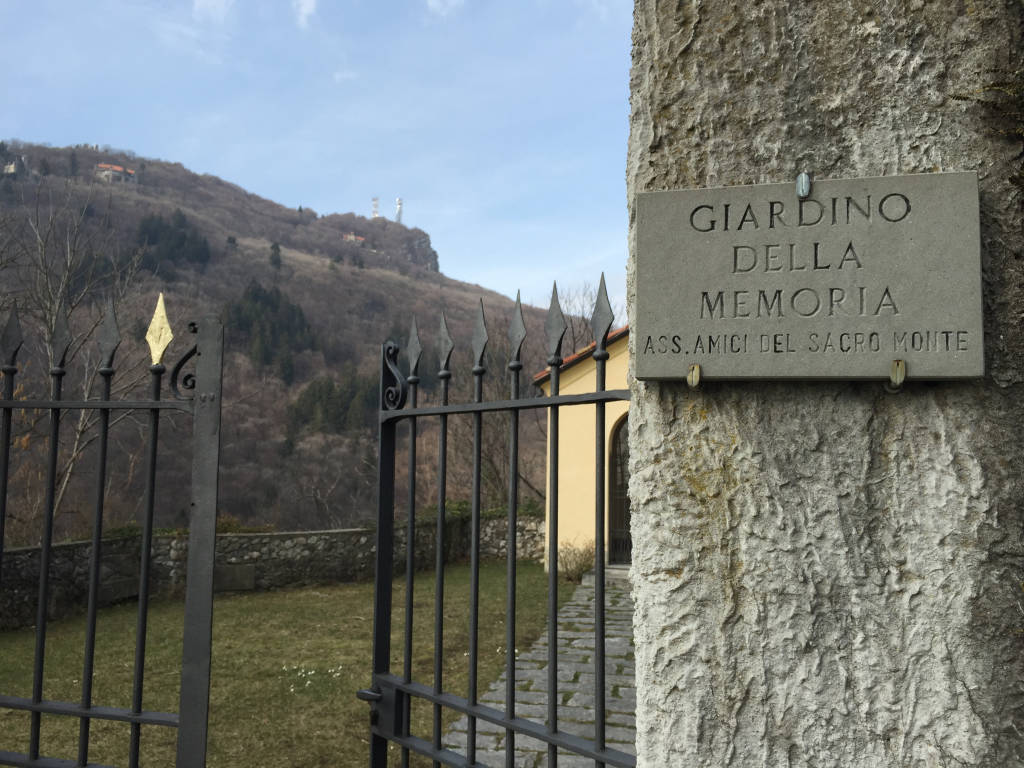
[609,415,631,564]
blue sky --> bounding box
[2,0,632,314]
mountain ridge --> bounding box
[0,139,553,540]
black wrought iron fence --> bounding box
[0,296,223,768]
[361,277,634,767]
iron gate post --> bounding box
[176,318,224,768]
[367,341,406,767]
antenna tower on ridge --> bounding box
[371,197,380,218]
[395,197,403,224]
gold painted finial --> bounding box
[146,293,174,365]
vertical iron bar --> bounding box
[547,364,560,768]
[467,366,484,765]
[504,356,522,768]
[371,426,397,768]
[28,359,65,760]
[432,367,450,768]
[129,363,164,767]
[370,343,400,768]
[77,365,114,766]
[593,350,608,767]
[176,321,225,768]
[0,364,17,597]
[401,375,418,768]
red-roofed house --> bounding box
[94,163,137,184]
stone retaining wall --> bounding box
[0,516,544,630]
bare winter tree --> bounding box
[270,433,377,529]
[0,179,147,544]
[440,302,548,514]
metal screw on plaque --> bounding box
[687,364,701,390]
[886,359,906,393]
[796,172,812,200]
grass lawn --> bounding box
[0,560,571,767]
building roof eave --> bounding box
[532,325,629,385]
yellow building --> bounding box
[534,327,631,566]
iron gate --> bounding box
[0,297,223,768]
[360,278,634,767]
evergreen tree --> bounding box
[225,281,315,381]
[136,209,211,275]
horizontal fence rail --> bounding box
[378,391,631,422]
[362,277,634,768]
[0,400,193,412]
[0,296,223,768]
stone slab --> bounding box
[99,577,139,605]
[214,563,256,592]
[635,171,983,380]
[443,579,636,765]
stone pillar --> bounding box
[626,3,1024,766]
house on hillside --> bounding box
[94,162,137,184]
[2,156,26,177]
[534,326,632,566]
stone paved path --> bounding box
[444,575,636,767]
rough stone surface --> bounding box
[627,3,1024,767]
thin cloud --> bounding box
[333,70,357,83]
[192,0,233,23]
[292,0,317,28]
[426,0,464,16]
[573,0,628,23]
[154,17,229,64]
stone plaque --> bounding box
[634,172,983,380]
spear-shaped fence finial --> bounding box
[545,282,568,365]
[407,317,422,381]
[438,311,454,376]
[508,291,527,369]
[98,295,121,371]
[146,292,174,366]
[51,300,72,369]
[1,307,23,369]
[590,273,614,359]
[471,299,488,374]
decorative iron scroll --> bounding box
[169,322,199,400]
[381,340,407,411]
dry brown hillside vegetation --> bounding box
[0,140,596,544]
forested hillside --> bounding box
[0,140,565,544]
